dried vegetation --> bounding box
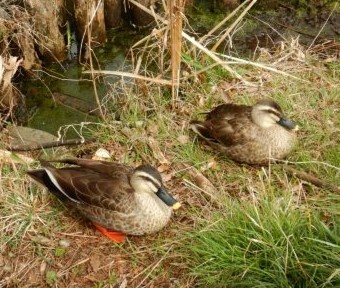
[0,0,339,287]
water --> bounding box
[21,28,140,138]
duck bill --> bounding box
[156,187,181,210]
[277,117,298,131]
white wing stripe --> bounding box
[44,168,81,203]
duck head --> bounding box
[251,99,298,130]
[130,165,180,209]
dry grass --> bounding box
[1,1,340,287]
[1,38,339,286]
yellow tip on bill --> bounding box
[293,125,300,132]
[172,202,181,210]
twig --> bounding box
[269,21,316,38]
[284,165,340,194]
[7,138,94,151]
[249,14,286,41]
[272,159,340,171]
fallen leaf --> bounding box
[200,159,217,171]
[198,95,205,107]
[147,123,159,135]
[89,254,101,272]
[177,134,189,144]
[162,172,173,183]
[121,127,133,137]
[178,163,217,195]
[85,274,99,281]
[29,235,51,245]
[40,261,47,275]
[157,163,170,173]
[135,120,144,127]
[116,276,128,288]
[147,137,169,165]
[58,239,71,248]
[92,148,111,160]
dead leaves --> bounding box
[89,254,101,273]
[147,136,170,169]
[0,56,23,111]
[179,162,218,197]
[177,134,189,145]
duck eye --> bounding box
[264,109,281,118]
[139,176,160,190]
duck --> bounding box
[27,158,180,243]
[190,99,298,165]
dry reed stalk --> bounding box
[199,0,251,44]
[81,0,105,120]
[83,70,173,85]
[211,0,258,52]
[217,53,309,82]
[307,2,338,51]
[118,0,245,84]
[182,33,249,84]
[116,0,305,88]
[169,0,184,107]
[128,0,250,83]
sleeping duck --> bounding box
[27,158,180,242]
[190,99,298,165]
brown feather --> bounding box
[190,100,297,164]
[27,159,174,235]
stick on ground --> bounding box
[7,138,94,151]
[284,165,340,194]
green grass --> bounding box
[91,46,340,287]
[169,48,340,287]
[181,194,340,288]
[1,30,340,287]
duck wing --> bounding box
[191,104,252,147]
[53,158,131,177]
[27,159,136,213]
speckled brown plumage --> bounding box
[190,99,298,165]
[27,159,177,235]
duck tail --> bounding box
[27,159,76,202]
[26,168,69,201]
[189,120,216,142]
